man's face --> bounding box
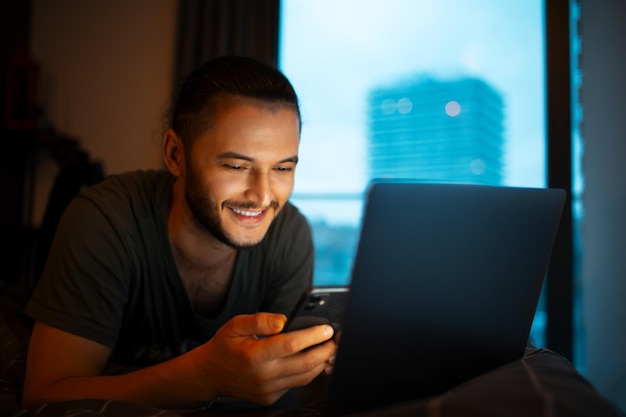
[184,99,300,249]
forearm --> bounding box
[23,314,336,410]
[22,346,215,410]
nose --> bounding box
[245,171,273,207]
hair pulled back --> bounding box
[167,56,301,148]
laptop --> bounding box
[199,180,565,416]
[320,180,566,416]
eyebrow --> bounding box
[216,151,299,165]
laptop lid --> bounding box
[324,181,565,416]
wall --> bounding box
[579,0,626,410]
[29,0,178,225]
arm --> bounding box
[22,313,336,410]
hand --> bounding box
[198,313,336,405]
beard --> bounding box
[184,164,276,250]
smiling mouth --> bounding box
[230,207,264,217]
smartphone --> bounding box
[283,286,349,333]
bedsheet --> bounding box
[1,301,623,416]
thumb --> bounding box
[224,313,287,338]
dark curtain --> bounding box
[174,0,280,81]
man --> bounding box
[22,56,336,410]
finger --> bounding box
[245,339,336,402]
[223,313,287,338]
[275,324,334,355]
[325,353,336,375]
[268,341,337,388]
[334,329,342,344]
[249,330,336,381]
[272,338,337,381]
[254,358,328,398]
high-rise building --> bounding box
[367,77,505,185]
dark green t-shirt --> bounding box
[26,170,313,366]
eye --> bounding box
[224,163,244,170]
[275,165,294,172]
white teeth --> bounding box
[232,208,262,217]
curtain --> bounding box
[174,0,280,81]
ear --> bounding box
[163,129,185,177]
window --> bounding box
[279,0,549,344]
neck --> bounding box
[168,178,237,316]
[168,178,236,271]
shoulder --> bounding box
[74,169,173,218]
[80,169,173,204]
[268,201,310,236]
[56,169,174,241]
[259,201,313,253]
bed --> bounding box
[1,295,623,417]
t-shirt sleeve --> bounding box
[25,195,132,348]
[258,203,314,315]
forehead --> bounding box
[192,97,301,155]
